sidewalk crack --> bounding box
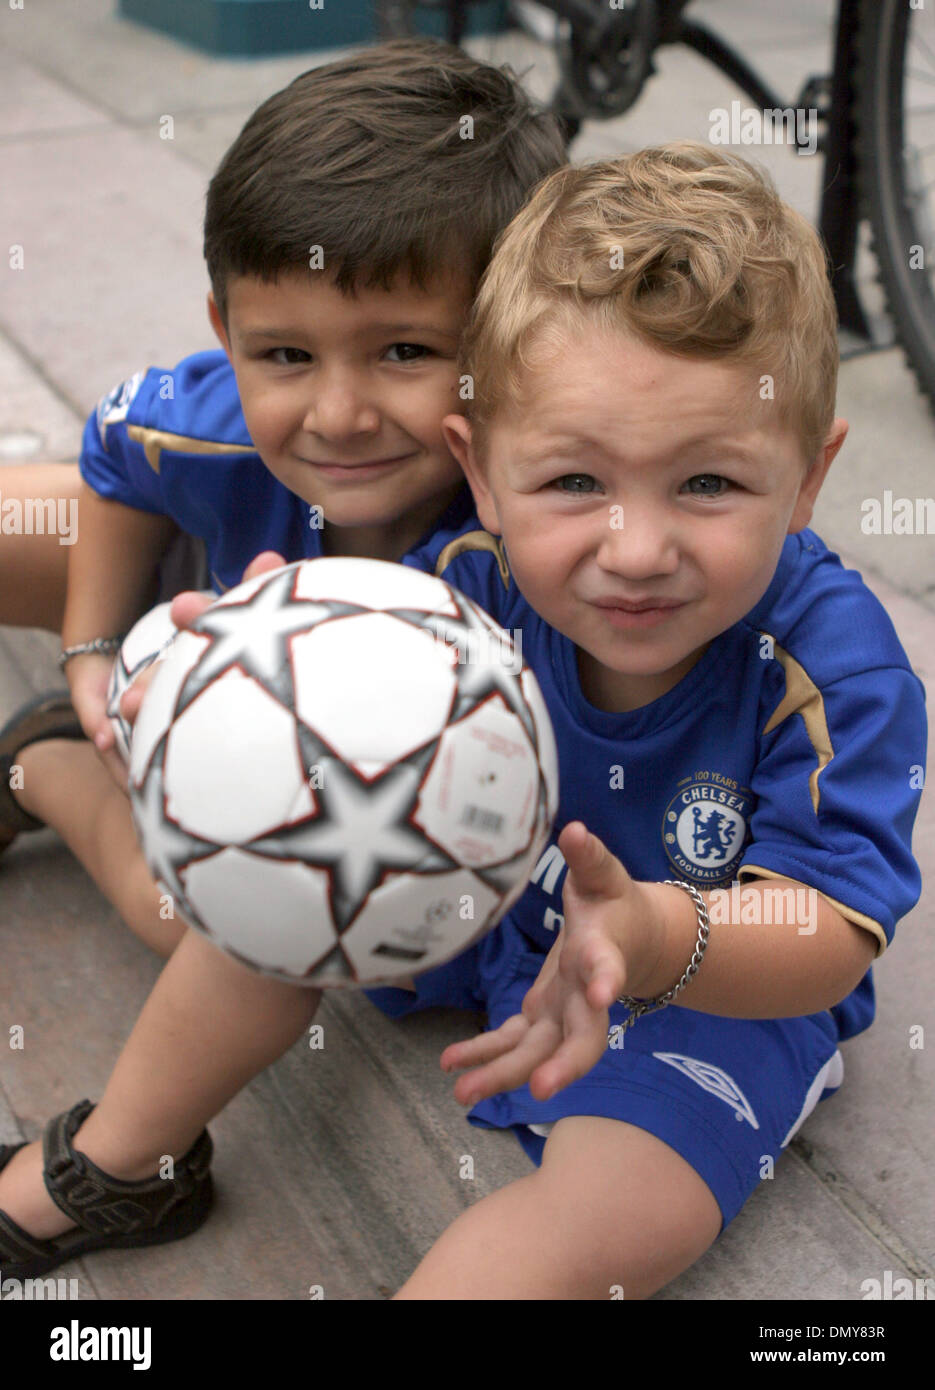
[788,1135,935,1280]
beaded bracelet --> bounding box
[607,879,710,1047]
[57,636,126,669]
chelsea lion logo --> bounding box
[662,774,752,884]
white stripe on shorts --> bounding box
[781,1048,845,1148]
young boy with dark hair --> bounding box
[0,38,569,1280]
[0,39,565,952]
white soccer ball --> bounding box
[128,557,558,987]
[107,602,181,763]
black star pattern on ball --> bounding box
[129,736,220,928]
[177,565,366,717]
[398,596,538,748]
[246,740,455,932]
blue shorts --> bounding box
[365,917,845,1231]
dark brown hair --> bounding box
[204,38,567,322]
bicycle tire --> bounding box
[856,0,935,412]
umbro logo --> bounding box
[653,1052,760,1129]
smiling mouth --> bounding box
[591,597,688,630]
[592,598,685,612]
[301,453,415,472]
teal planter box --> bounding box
[118,0,509,57]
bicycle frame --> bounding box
[676,0,868,338]
[542,0,869,338]
[432,0,870,337]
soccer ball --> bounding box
[128,557,558,987]
[107,595,216,762]
[107,602,182,763]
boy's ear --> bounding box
[442,414,502,536]
[788,417,848,534]
[207,293,232,357]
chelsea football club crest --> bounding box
[662,774,752,884]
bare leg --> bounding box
[394,1115,723,1299]
[0,463,80,631]
[15,739,182,957]
[0,929,321,1238]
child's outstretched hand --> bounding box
[441,822,667,1106]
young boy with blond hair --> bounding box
[1,141,924,1297]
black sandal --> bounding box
[0,690,86,854]
[0,1099,214,1278]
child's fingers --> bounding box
[450,1020,561,1106]
[558,821,631,903]
[119,664,160,726]
[119,683,142,724]
[243,550,287,582]
[554,924,626,1008]
[441,1013,529,1073]
[528,995,609,1101]
[581,940,627,1009]
[170,590,213,629]
[170,555,284,630]
[94,714,115,750]
[584,956,625,1011]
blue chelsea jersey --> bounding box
[80,350,475,589]
[404,518,926,1042]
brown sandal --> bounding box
[0,1099,214,1278]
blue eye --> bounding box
[555,474,599,494]
[684,474,729,497]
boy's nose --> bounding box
[594,504,680,579]
[303,371,380,439]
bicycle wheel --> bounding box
[857,0,935,411]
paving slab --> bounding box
[1,0,349,127]
[0,331,83,464]
[796,568,935,1277]
[0,45,110,142]
[1,124,213,411]
[812,355,935,608]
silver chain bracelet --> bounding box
[57,635,126,669]
[607,879,710,1047]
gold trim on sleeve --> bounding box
[762,637,833,814]
[434,530,511,588]
[738,865,887,957]
[126,426,258,475]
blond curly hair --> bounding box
[462,142,838,463]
